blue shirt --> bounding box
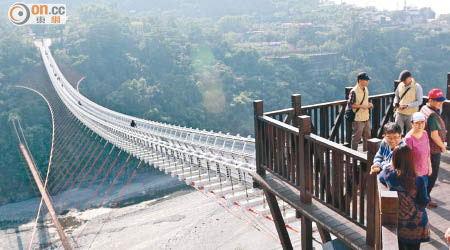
[373,138,406,171]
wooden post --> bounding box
[301,215,313,250]
[19,144,72,250]
[254,100,264,179]
[366,138,381,247]
[298,115,313,250]
[379,189,399,225]
[299,115,312,203]
[345,87,353,147]
[292,94,302,117]
[372,98,380,138]
[264,190,293,250]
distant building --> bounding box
[281,22,313,27]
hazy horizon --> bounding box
[330,0,450,15]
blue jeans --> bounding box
[379,168,387,185]
[379,169,429,192]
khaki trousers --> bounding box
[351,120,371,151]
[395,113,412,135]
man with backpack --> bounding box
[347,72,374,151]
[394,70,423,135]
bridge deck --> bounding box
[422,151,450,250]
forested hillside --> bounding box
[1,0,450,204]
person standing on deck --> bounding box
[383,145,430,250]
[347,72,373,151]
[405,112,432,188]
[420,88,447,208]
[394,70,423,135]
[394,70,423,134]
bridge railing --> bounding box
[39,40,255,159]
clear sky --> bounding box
[330,0,450,15]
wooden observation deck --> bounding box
[252,75,450,249]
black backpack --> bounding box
[345,90,365,122]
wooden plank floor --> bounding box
[422,151,450,250]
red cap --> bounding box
[428,88,446,102]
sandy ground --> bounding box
[0,167,327,250]
[69,190,294,250]
[0,188,327,250]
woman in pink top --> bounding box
[405,112,432,178]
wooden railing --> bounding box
[254,98,379,247]
[257,115,301,185]
[304,91,395,144]
[265,83,450,148]
[264,90,396,145]
[305,133,369,226]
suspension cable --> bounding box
[13,86,57,250]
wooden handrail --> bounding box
[264,108,294,117]
[302,92,395,110]
[258,115,299,134]
[306,134,367,161]
[303,100,347,110]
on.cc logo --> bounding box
[9,3,30,25]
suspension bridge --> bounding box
[6,38,450,249]
[8,39,305,249]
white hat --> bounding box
[411,112,426,122]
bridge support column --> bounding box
[301,215,313,250]
[264,190,293,250]
[19,144,72,250]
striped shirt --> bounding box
[373,138,406,170]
